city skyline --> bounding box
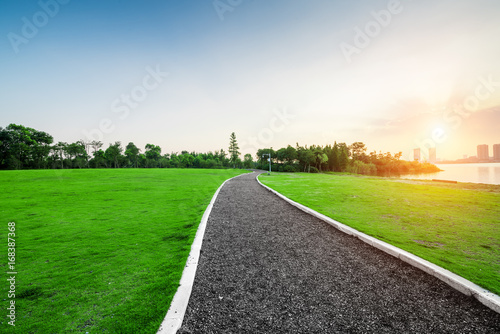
[1,1,500,160]
[415,142,500,162]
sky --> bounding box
[1,0,499,161]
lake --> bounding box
[398,163,500,185]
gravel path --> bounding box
[177,172,500,333]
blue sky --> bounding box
[1,0,500,160]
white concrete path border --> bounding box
[257,174,500,315]
[157,172,253,334]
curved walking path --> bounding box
[177,172,500,333]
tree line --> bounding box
[0,124,251,170]
[256,142,440,175]
[1,123,439,175]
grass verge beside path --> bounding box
[0,168,248,333]
[259,172,500,296]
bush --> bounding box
[284,164,299,173]
[348,160,377,175]
[309,166,319,173]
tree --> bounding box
[284,145,298,163]
[145,144,161,168]
[0,127,10,168]
[256,148,276,169]
[180,152,194,168]
[105,142,123,168]
[228,132,240,168]
[90,140,103,155]
[5,124,35,169]
[217,149,228,167]
[276,146,298,164]
[313,148,328,172]
[296,144,315,172]
[276,147,287,163]
[125,142,140,168]
[52,142,68,169]
[92,149,107,168]
[243,153,253,169]
[338,143,349,172]
[31,130,54,169]
[66,142,86,168]
[78,140,91,167]
[350,142,368,162]
[328,142,340,172]
[0,124,53,169]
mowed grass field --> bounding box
[259,173,500,295]
[0,168,248,333]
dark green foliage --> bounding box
[243,153,254,168]
[0,124,238,170]
[0,123,54,169]
[228,132,240,168]
[283,164,300,172]
[257,141,441,176]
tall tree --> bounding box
[66,142,86,168]
[328,142,340,172]
[52,142,68,169]
[284,145,298,163]
[78,140,91,167]
[313,147,328,172]
[105,142,123,168]
[145,144,161,168]
[93,149,107,168]
[228,132,240,168]
[350,142,368,162]
[125,142,140,168]
[338,143,349,172]
[90,140,103,155]
[296,144,315,172]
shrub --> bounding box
[348,160,377,175]
[284,164,299,173]
[309,166,319,173]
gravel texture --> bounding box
[177,172,500,333]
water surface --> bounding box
[399,163,500,185]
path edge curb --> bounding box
[256,174,500,314]
[157,172,253,334]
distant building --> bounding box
[413,148,420,161]
[477,144,489,161]
[428,147,436,163]
[494,144,500,161]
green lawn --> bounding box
[0,168,248,333]
[259,172,500,295]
